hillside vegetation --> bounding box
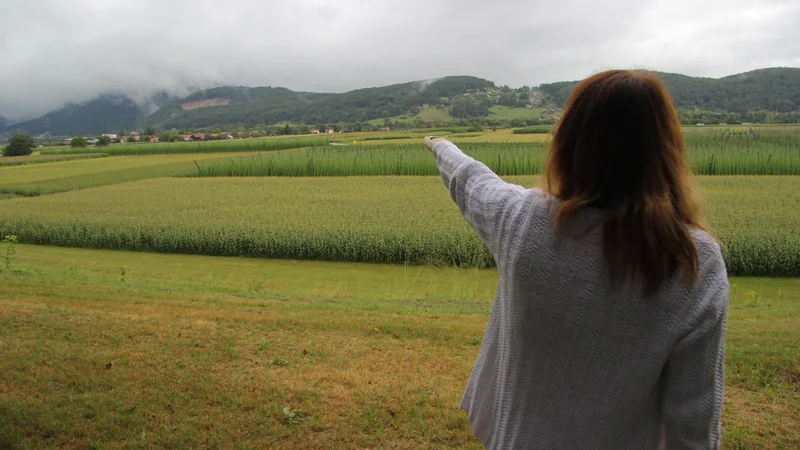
[3,68,799,136]
[539,68,800,113]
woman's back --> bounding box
[445,176,728,448]
[427,69,728,449]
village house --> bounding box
[309,129,320,134]
[380,127,391,132]
[102,133,118,139]
[325,128,334,134]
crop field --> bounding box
[0,152,255,196]
[1,127,798,448]
[0,153,107,167]
[39,136,329,156]
[1,176,797,276]
[191,132,800,177]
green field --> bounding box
[1,176,797,276]
[0,153,107,167]
[190,134,800,177]
[39,136,328,156]
[0,153,255,196]
[0,245,797,448]
[1,129,798,448]
[488,105,543,120]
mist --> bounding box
[2,0,799,119]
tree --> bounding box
[467,121,483,132]
[159,132,180,142]
[70,136,88,148]
[126,136,136,143]
[2,134,35,157]
[96,136,112,146]
[144,127,156,136]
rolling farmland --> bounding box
[1,127,799,448]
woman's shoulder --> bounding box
[688,228,724,265]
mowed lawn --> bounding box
[1,245,798,449]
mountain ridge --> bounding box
[3,68,799,136]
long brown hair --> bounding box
[543,70,709,295]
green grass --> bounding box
[39,136,329,156]
[0,153,107,167]
[0,244,797,448]
[1,176,797,276]
[0,153,257,196]
[488,105,543,120]
[365,107,455,126]
[416,107,454,122]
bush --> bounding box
[70,136,88,148]
[96,136,112,146]
[513,126,552,134]
[2,135,36,157]
[467,121,484,132]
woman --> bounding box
[425,70,729,449]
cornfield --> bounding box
[192,144,547,177]
[1,176,797,276]
[192,132,800,177]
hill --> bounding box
[3,68,798,136]
[538,67,800,113]
[139,76,494,130]
[2,92,173,137]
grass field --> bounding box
[0,153,255,196]
[0,153,107,167]
[39,136,328,156]
[488,105,543,120]
[0,245,797,448]
[2,176,797,276]
[1,127,798,448]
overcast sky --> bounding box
[2,0,799,119]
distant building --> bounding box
[309,129,320,134]
[63,138,71,145]
[325,128,334,134]
[380,127,391,132]
[696,123,705,126]
[102,133,118,139]
[86,138,98,144]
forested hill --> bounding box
[140,76,494,130]
[2,92,173,137]
[538,68,800,113]
[3,68,799,136]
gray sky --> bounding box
[2,0,799,119]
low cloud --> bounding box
[1,0,798,119]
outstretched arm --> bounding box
[425,137,527,259]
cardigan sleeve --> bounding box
[432,140,527,259]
